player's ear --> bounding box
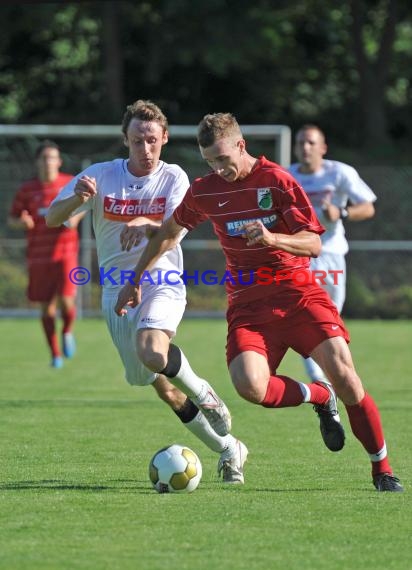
[237,139,246,154]
[162,130,169,146]
[123,135,129,148]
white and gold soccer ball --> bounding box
[149,444,202,493]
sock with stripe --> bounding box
[160,344,208,400]
[261,375,330,407]
[173,397,231,452]
[345,392,392,476]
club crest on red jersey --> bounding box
[257,188,273,210]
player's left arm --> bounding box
[120,217,162,251]
[114,215,184,315]
[327,163,376,222]
[7,210,35,230]
[65,210,87,229]
[242,222,321,257]
[342,200,375,221]
[120,167,190,252]
[322,200,375,222]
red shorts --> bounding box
[28,258,78,302]
[226,284,350,373]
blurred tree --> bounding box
[0,0,411,148]
[102,1,124,115]
[350,0,398,145]
[0,4,103,121]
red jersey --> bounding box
[9,172,78,264]
[173,156,324,305]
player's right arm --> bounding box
[46,175,96,227]
[114,215,184,316]
[7,210,35,231]
[8,185,35,230]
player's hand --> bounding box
[20,210,35,230]
[74,175,97,203]
[114,282,141,316]
[120,224,147,251]
[321,201,340,222]
[241,221,275,247]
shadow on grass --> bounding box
[0,479,152,493]
[0,400,145,408]
[0,479,342,494]
[0,480,381,494]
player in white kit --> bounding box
[46,100,248,484]
[289,125,376,383]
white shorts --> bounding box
[102,282,186,386]
[310,252,346,312]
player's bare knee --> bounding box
[236,385,264,404]
[138,347,167,373]
[341,371,364,402]
[330,367,364,404]
[42,305,57,319]
[231,372,267,403]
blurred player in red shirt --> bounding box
[8,140,83,368]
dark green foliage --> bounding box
[0,259,27,307]
[0,1,411,147]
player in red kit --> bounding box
[115,113,403,492]
[8,140,83,368]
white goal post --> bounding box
[0,123,292,166]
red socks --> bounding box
[345,393,392,476]
[41,316,60,357]
[62,306,76,334]
[261,375,330,408]
[262,380,392,476]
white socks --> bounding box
[185,412,235,453]
[169,349,207,400]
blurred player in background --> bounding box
[46,100,247,484]
[289,124,377,384]
[8,140,82,368]
[116,112,403,492]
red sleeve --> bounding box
[9,185,28,218]
[173,182,208,231]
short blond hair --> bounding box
[197,113,242,148]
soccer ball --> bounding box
[149,444,202,493]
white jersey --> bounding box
[52,158,189,288]
[289,159,377,254]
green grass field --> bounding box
[0,318,411,570]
